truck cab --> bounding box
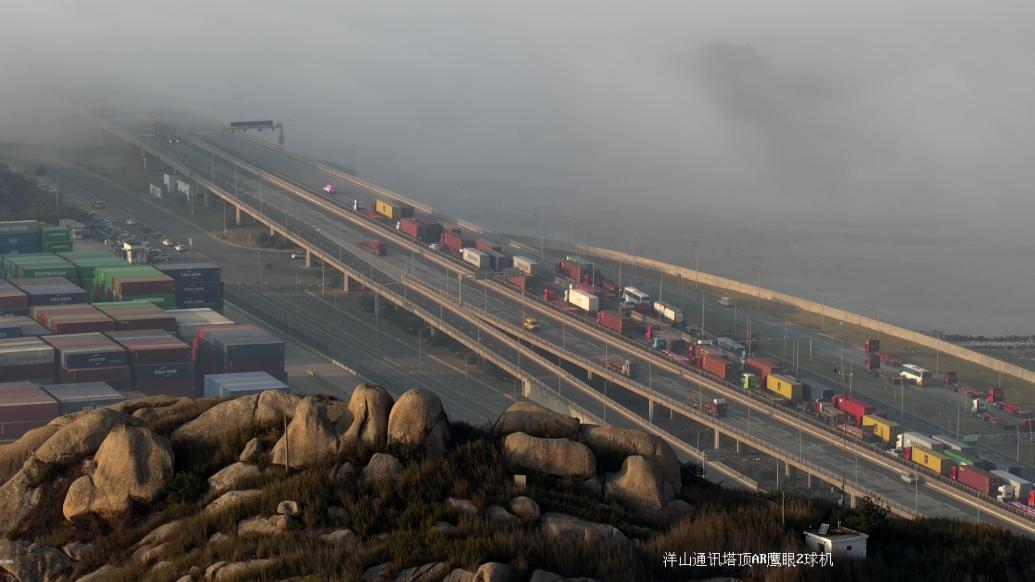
[742,372,759,391]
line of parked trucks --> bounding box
[348,196,1035,510]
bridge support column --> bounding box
[342,272,363,292]
[849,494,857,509]
[735,439,740,453]
[235,206,243,226]
[648,400,654,423]
[807,473,812,489]
[785,462,791,478]
[304,250,314,268]
[714,430,721,450]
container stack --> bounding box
[0,279,29,316]
[2,254,77,280]
[193,324,286,380]
[0,316,50,338]
[0,220,41,255]
[10,277,88,306]
[40,382,126,415]
[168,308,234,340]
[0,337,56,383]
[155,263,223,311]
[58,252,127,295]
[40,226,73,253]
[0,381,59,442]
[93,266,176,307]
[203,371,289,398]
[107,329,195,396]
[94,301,176,332]
[31,304,115,334]
[43,333,130,388]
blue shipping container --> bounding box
[61,349,129,369]
[133,362,194,381]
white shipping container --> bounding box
[897,432,943,451]
[653,300,684,324]
[513,255,539,276]
[462,248,489,269]
[931,434,972,454]
[565,288,599,312]
[991,470,1032,499]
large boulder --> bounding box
[271,396,339,468]
[539,513,629,545]
[493,401,579,439]
[396,562,450,582]
[603,455,673,510]
[579,425,680,491]
[207,462,262,497]
[387,389,449,456]
[509,496,540,523]
[0,465,45,534]
[0,424,59,482]
[474,562,517,582]
[204,489,263,515]
[206,559,275,581]
[172,391,298,445]
[342,384,394,449]
[109,394,183,415]
[63,425,174,522]
[502,433,595,480]
[0,540,73,582]
[361,453,403,484]
[32,408,140,467]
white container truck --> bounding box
[513,255,539,277]
[991,470,1032,501]
[653,300,684,324]
[462,248,489,270]
[897,432,945,451]
[565,287,599,312]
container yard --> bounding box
[109,329,194,396]
[2,253,77,280]
[10,277,87,306]
[0,381,59,441]
[0,338,56,383]
[203,371,290,398]
[40,381,126,414]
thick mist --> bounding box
[3,1,1035,333]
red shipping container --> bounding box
[864,354,880,371]
[832,395,876,426]
[474,239,500,252]
[135,378,196,398]
[441,231,466,252]
[506,275,533,292]
[904,446,913,461]
[0,281,28,310]
[955,465,1002,496]
[107,330,192,365]
[556,260,581,281]
[744,356,782,384]
[0,381,59,425]
[702,353,736,381]
[399,218,426,241]
[596,310,638,336]
[543,287,559,301]
[60,365,131,386]
[988,388,1005,403]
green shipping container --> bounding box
[115,293,177,309]
[41,226,71,241]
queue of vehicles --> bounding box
[345,194,1035,511]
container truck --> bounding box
[441,231,472,254]
[652,300,684,325]
[397,218,443,244]
[462,248,489,270]
[602,357,639,378]
[483,249,512,271]
[953,465,1005,497]
[689,396,728,418]
[358,239,386,256]
[991,470,1032,501]
[596,310,638,336]
[931,434,974,455]
[766,373,803,402]
[862,414,901,445]
[864,339,880,354]
[474,239,501,253]
[744,356,782,386]
[506,275,534,292]
[910,444,954,476]
[513,256,539,277]
[564,287,599,313]
[897,432,945,451]
[702,352,737,382]
[832,395,876,427]
[375,199,414,220]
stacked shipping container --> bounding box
[31,304,115,334]
[0,381,59,441]
[203,371,290,398]
[155,263,223,311]
[168,308,234,341]
[2,254,77,280]
[108,330,195,396]
[93,266,176,307]
[10,277,87,306]
[0,220,41,255]
[193,324,286,380]
[40,226,72,253]
[43,333,130,388]
[0,337,55,382]
[0,279,28,316]
[40,382,126,415]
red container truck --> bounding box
[702,353,737,382]
[953,465,1004,497]
[864,339,880,354]
[556,260,582,281]
[359,239,387,256]
[988,388,1004,403]
[832,394,876,427]
[864,354,880,371]
[506,275,534,292]
[441,231,469,253]
[596,310,639,336]
[744,356,782,385]
[474,239,501,253]
[542,287,559,301]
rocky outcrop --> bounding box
[239,437,264,463]
[485,504,520,526]
[604,455,673,510]
[0,540,73,582]
[0,465,46,534]
[503,433,596,479]
[509,496,540,523]
[444,569,475,582]
[342,384,394,449]
[62,540,92,561]
[387,389,449,456]
[63,425,174,523]
[493,401,580,439]
[172,391,298,445]
[0,424,59,481]
[320,528,357,545]
[109,394,183,415]
[539,513,629,545]
[361,453,403,483]
[474,562,518,582]
[204,489,263,515]
[396,562,449,582]
[238,515,282,537]
[579,425,680,491]
[207,462,261,497]
[205,559,275,581]
[33,408,140,467]
[447,497,479,516]
[271,396,339,468]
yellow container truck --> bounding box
[765,373,803,402]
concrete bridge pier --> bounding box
[785,461,791,478]
[807,472,812,489]
[304,249,314,268]
[714,430,721,450]
[342,272,363,292]
[141,148,161,170]
[735,439,741,453]
[648,400,654,423]
[235,206,243,227]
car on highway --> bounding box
[125,218,138,226]
[174,244,188,252]
[290,251,305,260]
[322,184,337,193]
[428,243,441,251]
[161,238,175,246]
[92,200,106,209]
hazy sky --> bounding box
[3,1,1035,332]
